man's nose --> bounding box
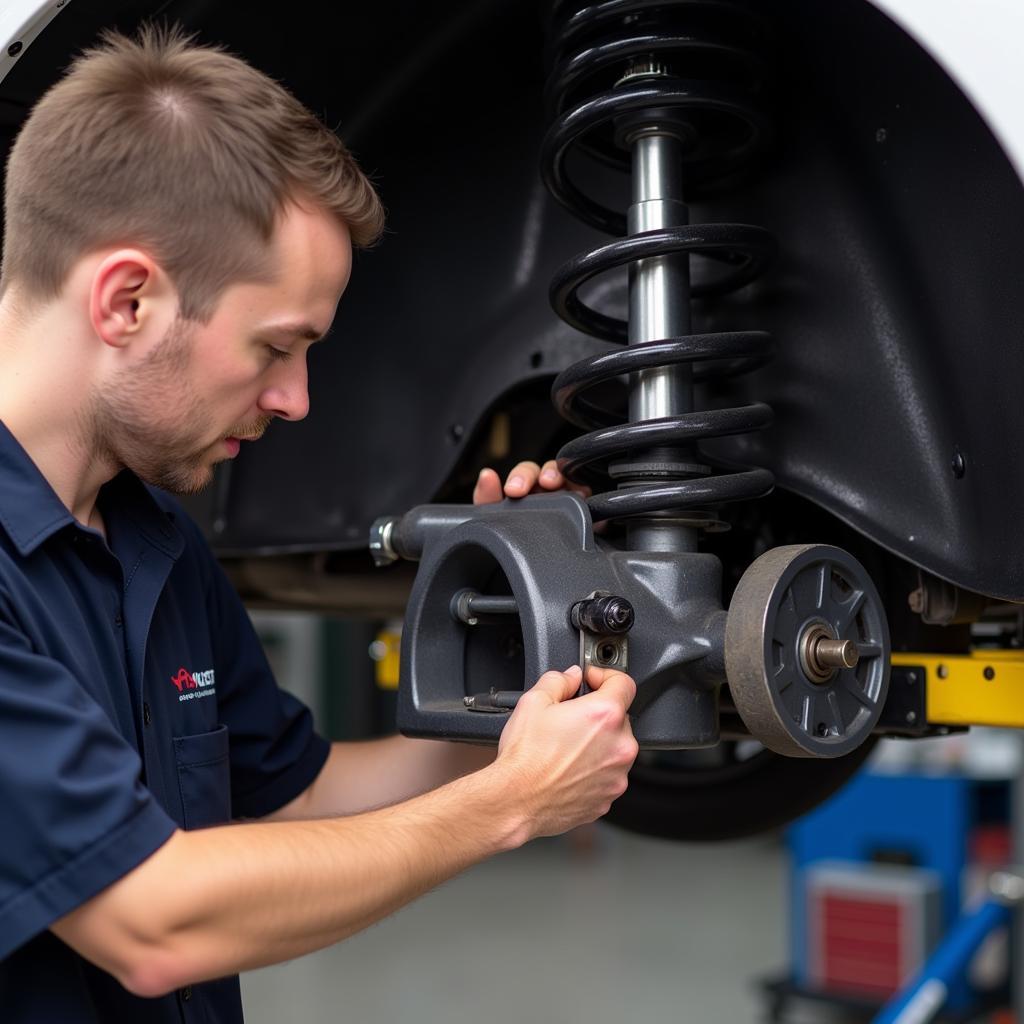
[258,360,310,422]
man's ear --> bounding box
[89,249,168,348]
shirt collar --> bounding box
[0,419,183,559]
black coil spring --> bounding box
[543,0,778,524]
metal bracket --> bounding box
[874,663,960,738]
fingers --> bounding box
[476,460,594,502]
[583,666,637,712]
[530,461,593,500]
[526,666,636,713]
[535,460,564,491]
[501,460,544,497]
[472,468,504,506]
[528,665,584,705]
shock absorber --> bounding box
[371,0,891,760]
[543,0,777,545]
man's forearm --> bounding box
[268,735,497,821]
[52,665,638,998]
[52,763,523,997]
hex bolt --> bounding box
[571,595,635,635]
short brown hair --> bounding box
[1,24,384,320]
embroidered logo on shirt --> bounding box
[171,667,216,702]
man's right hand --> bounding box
[492,665,639,841]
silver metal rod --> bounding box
[628,133,691,423]
[625,131,698,553]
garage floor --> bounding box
[240,826,787,1024]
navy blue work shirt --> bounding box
[0,420,330,1022]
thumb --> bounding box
[583,666,637,710]
[529,665,584,704]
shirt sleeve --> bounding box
[183,518,330,819]
[0,615,177,960]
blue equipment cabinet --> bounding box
[788,772,977,1010]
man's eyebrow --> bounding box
[262,322,329,343]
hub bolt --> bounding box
[799,625,860,684]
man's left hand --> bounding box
[473,460,592,505]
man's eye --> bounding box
[267,346,292,362]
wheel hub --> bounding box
[798,623,861,683]
[724,544,890,758]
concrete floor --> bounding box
[241,825,787,1024]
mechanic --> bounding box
[0,25,639,1023]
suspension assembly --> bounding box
[370,0,891,759]
[544,0,776,536]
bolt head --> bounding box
[605,598,635,632]
[368,517,398,567]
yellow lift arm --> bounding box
[892,651,1024,729]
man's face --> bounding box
[89,202,352,494]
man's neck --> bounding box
[0,297,117,530]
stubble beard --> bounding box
[87,316,222,496]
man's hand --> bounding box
[492,664,638,840]
[473,460,592,505]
